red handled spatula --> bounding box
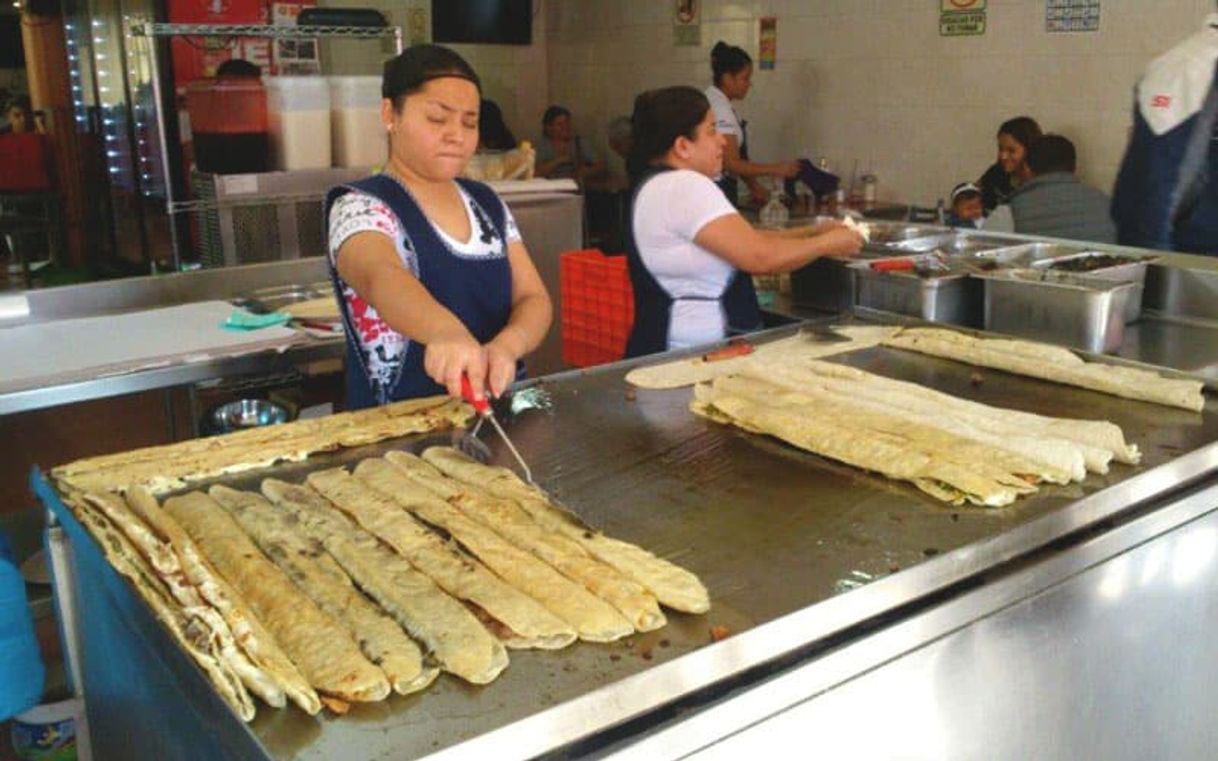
[461,374,535,485]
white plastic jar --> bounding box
[329,76,387,169]
[266,76,332,171]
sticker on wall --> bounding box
[940,0,986,37]
[1046,0,1100,33]
[674,0,700,46]
[407,6,428,46]
[759,17,776,70]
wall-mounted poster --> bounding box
[759,17,776,70]
[674,0,700,46]
[939,0,986,37]
[1047,0,1100,32]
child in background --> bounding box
[948,182,985,228]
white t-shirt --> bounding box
[704,85,742,142]
[632,169,740,350]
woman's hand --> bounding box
[424,331,488,400]
[816,226,866,257]
[811,218,847,235]
[484,338,519,399]
[746,177,768,205]
[777,160,801,179]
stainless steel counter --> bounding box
[34,318,1218,759]
[0,189,582,417]
[617,474,1218,760]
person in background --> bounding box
[985,134,1116,243]
[977,116,1042,212]
[325,44,552,408]
[947,182,985,228]
[535,105,608,185]
[607,115,632,162]
[2,96,35,134]
[477,99,516,151]
[1111,10,1218,254]
[623,86,863,357]
[705,41,799,206]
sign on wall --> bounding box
[939,0,986,37]
[1046,0,1100,33]
[759,17,776,70]
[674,0,700,46]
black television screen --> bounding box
[432,0,532,46]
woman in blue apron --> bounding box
[704,41,801,206]
[325,45,552,409]
[624,87,864,358]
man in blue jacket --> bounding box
[1111,11,1218,254]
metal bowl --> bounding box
[208,399,290,434]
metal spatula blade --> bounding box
[798,325,852,343]
[461,375,535,485]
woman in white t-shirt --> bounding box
[324,45,552,409]
[705,41,801,206]
[624,86,863,357]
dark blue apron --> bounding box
[625,166,762,358]
[715,116,749,204]
[324,174,515,409]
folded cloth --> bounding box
[785,158,840,199]
[222,309,292,331]
[0,532,44,721]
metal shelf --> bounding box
[131,22,400,40]
[127,19,403,268]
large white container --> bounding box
[266,76,332,171]
[329,76,387,169]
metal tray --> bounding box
[980,269,1139,353]
[861,222,950,254]
[1032,252,1156,323]
[854,267,981,327]
[233,282,331,314]
[889,232,1013,256]
[965,241,1083,271]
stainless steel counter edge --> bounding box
[609,475,1218,760]
[423,441,1218,761]
[0,338,342,416]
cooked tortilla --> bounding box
[123,486,320,714]
[355,458,635,642]
[306,467,578,650]
[163,491,390,702]
[384,451,665,632]
[65,493,257,722]
[624,325,901,390]
[52,395,472,494]
[774,357,1133,469]
[209,485,438,696]
[693,376,1040,507]
[742,361,1087,482]
[885,327,1204,413]
[420,448,711,615]
[81,491,288,711]
[282,297,340,321]
[261,478,510,685]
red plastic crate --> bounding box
[560,249,635,368]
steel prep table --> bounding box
[31,302,1218,759]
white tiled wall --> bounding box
[545,0,1216,205]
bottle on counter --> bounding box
[329,76,387,169]
[266,76,332,171]
[187,76,270,174]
